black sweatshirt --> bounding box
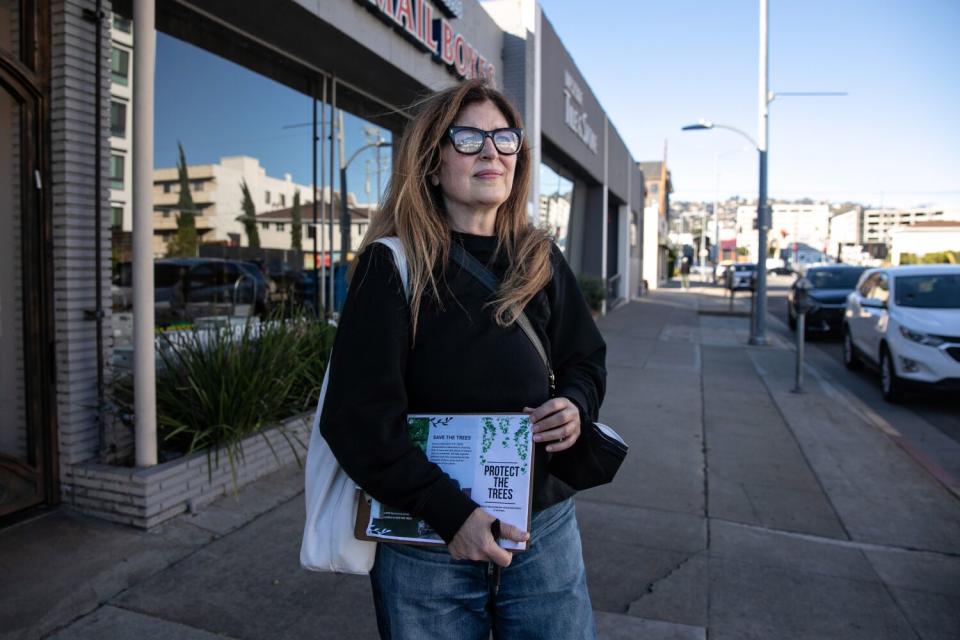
[319,231,607,543]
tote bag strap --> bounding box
[314,236,409,427]
[372,237,410,300]
[449,243,555,392]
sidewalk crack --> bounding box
[626,550,706,609]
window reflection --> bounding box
[109,29,394,325]
[539,163,573,256]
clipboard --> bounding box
[354,413,536,551]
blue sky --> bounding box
[538,0,960,208]
[155,1,959,209]
[154,33,391,206]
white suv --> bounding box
[843,265,960,402]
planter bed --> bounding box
[61,412,312,529]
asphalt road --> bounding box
[764,275,960,447]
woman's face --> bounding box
[436,100,517,216]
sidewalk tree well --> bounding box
[237,179,261,248]
[577,275,605,312]
[166,142,199,257]
[110,309,334,487]
[291,189,302,251]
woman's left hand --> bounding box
[523,397,581,453]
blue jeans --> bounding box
[369,498,596,640]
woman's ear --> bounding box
[429,174,440,187]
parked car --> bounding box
[113,258,270,325]
[788,265,866,333]
[726,263,756,290]
[159,258,271,324]
[843,265,960,402]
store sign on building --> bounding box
[563,70,598,154]
[357,0,496,82]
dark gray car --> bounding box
[788,265,866,333]
[114,258,269,325]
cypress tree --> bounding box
[237,179,260,248]
[291,189,302,251]
[166,142,198,257]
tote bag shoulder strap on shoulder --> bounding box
[300,237,409,575]
[373,237,410,301]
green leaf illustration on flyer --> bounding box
[363,414,534,551]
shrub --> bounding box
[578,275,605,312]
[112,308,335,484]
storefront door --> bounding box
[1,0,55,520]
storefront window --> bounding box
[136,30,394,320]
[539,163,574,256]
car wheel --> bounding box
[842,326,862,371]
[880,345,903,403]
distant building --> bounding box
[639,160,672,288]
[640,161,672,216]
[890,221,960,265]
[828,207,861,255]
[538,189,573,255]
[736,203,830,262]
[254,195,373,267]
[109,14,134,233]
[862,207,959,244]
[151,156,314,257]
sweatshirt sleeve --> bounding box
[545,246,607,431]
[318,243,478,543]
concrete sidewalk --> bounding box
[3,285,959,640]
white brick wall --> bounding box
[51,0,114,475]
[63,414,311,528]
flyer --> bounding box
[355,413,534,551]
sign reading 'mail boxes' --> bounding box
[357,0,496,82]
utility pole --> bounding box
[752,0,770,345]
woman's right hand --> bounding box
[448,508,530,567]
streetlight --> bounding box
[340,139,391,264]
[331,139,391,311]
[682,119,765,342]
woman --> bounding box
[320,79,606,639]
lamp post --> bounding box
[339,139,391,265]
[682,120,764,341]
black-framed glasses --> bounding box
[447,126,523,155]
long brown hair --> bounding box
[359,79,553,339]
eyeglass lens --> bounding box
[451,128,520,155]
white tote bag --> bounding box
[300,237,409,574]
